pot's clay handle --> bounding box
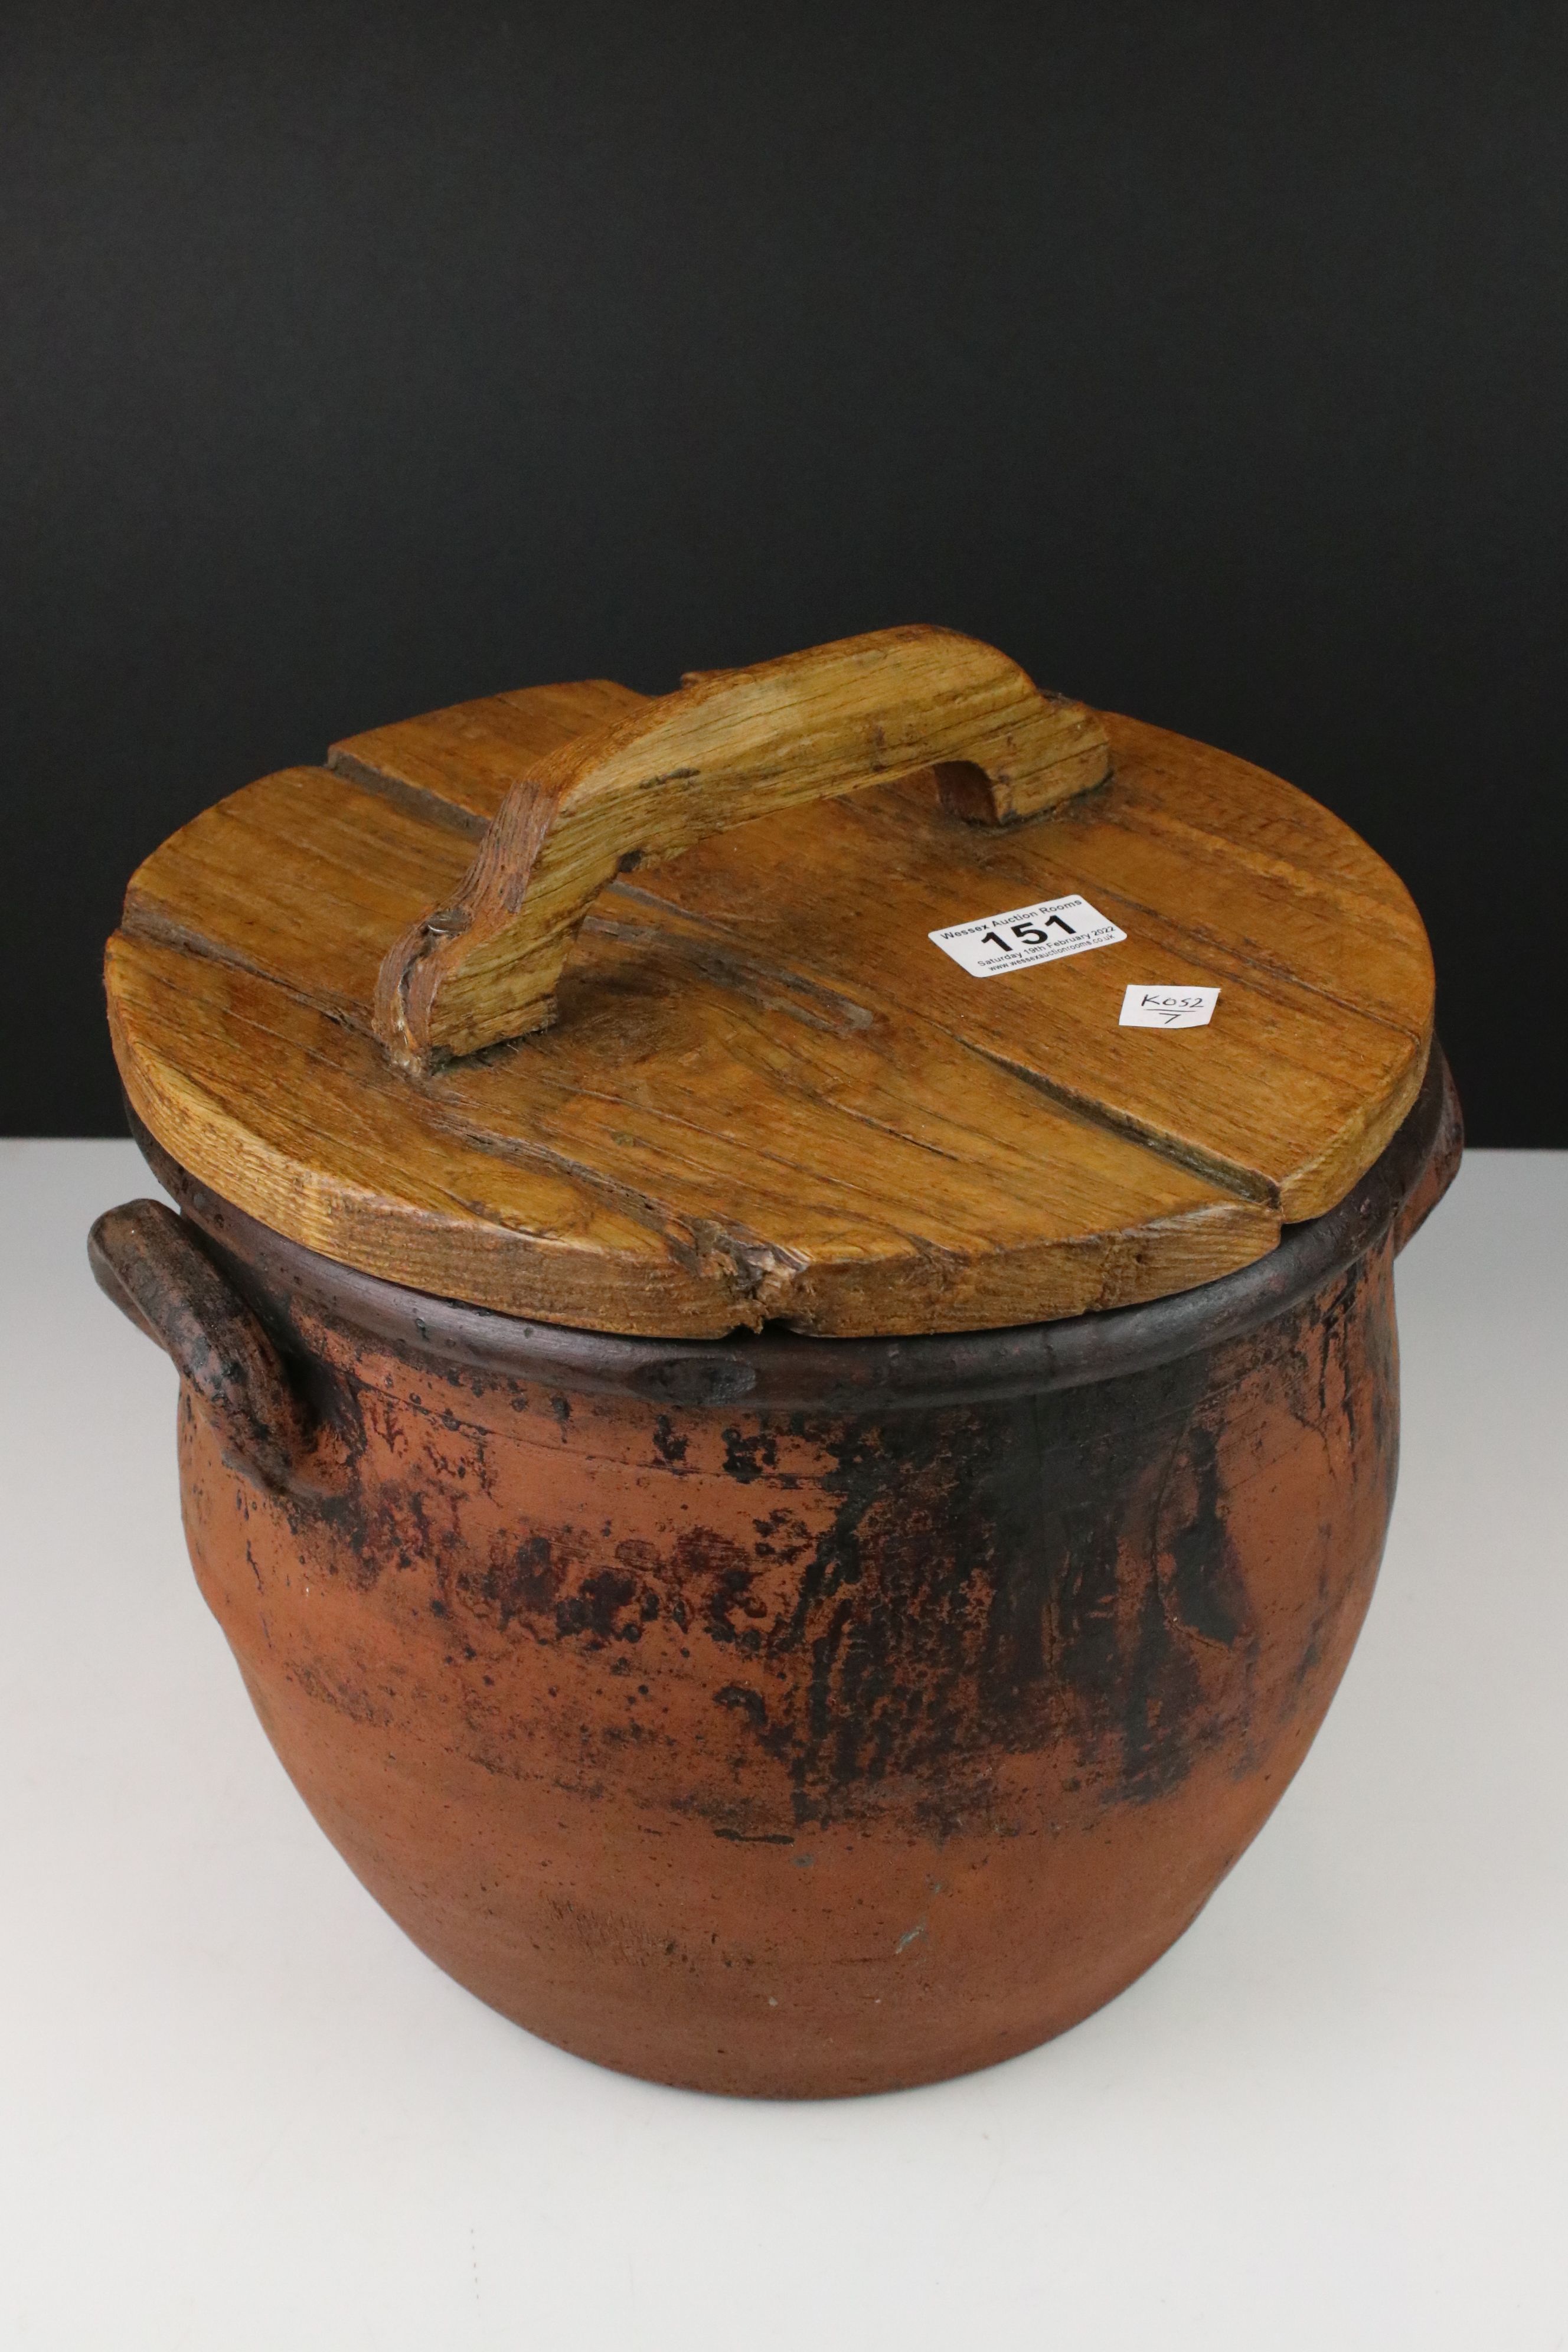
[89,1200,312,1494]
[1393,1048,1464,1254]
[375,624,1110,1068]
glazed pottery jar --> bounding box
[93,627,1459,2097]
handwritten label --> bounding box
[1119,984,1220,1029]
[929,893,1126,978]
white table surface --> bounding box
[2,1139,1564,2351]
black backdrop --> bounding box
[6,2,1566,1141]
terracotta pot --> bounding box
[90,1050,1460,2099]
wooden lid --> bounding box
[107,626,1433,1338]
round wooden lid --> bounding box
[107,627,1433,1338]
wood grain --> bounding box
[616,725,1430,1221]
[123,766,476,1021]
[110,792,1274,1335]
[329,679,651,833]
[106,637,1435,1335]
[370,627,1112,1065]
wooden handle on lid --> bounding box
[374,625,1110,1068]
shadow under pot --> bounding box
[92,625,1461,2096]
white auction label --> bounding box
[929,893,1126,978]
[1119,984,1221,1029]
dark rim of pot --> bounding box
[129,1046,1451,1414]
